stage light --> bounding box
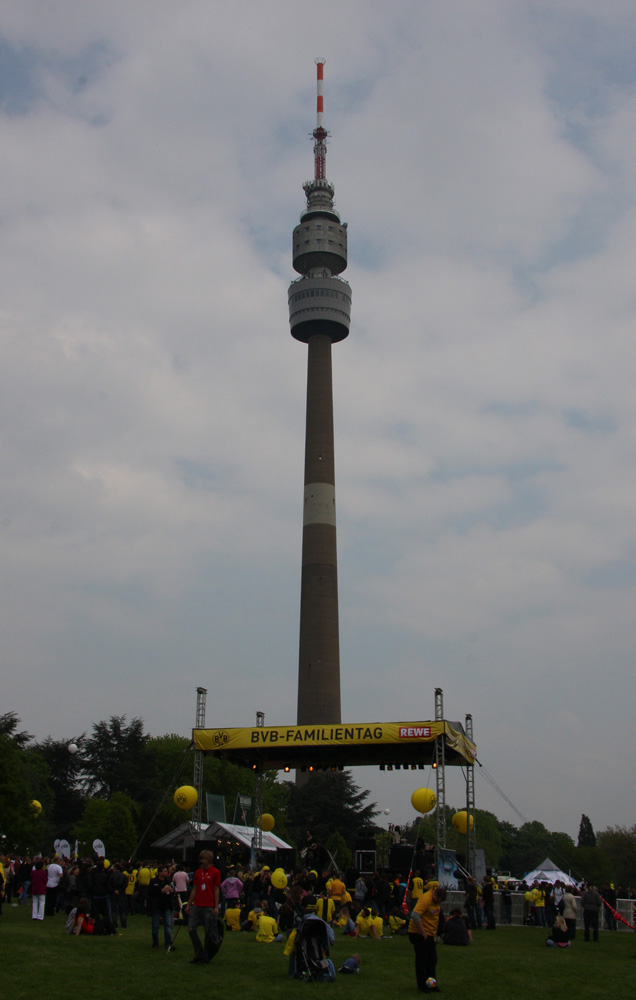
[432,762,437,769]
[387,765,393,771]
[411,764,417,770]
[283,766,290,772]
[380,764,386,771]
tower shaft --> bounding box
[297,333,341,724]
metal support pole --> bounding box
[252,711,265,867]
[434,687,446,876]
[192,687,207,834]
[465,713,476,876]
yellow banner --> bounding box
[194,721,474,760]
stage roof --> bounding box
[193,720,475,771]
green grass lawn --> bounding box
[3,905,635,1000]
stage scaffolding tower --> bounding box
[465,713,476,875]
[252,711,265,865]
[434,687,446,872]
[192,687,207,831]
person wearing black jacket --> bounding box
[109,864,128,929]
[90,861,111,922]
[149,866,175,951]
[482,878,496,930]
[442,909,469,945]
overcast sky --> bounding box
[3,0,636,846]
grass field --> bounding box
[3,905,635,1000]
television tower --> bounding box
[288,59,352,726]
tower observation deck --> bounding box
[289,60,351,727]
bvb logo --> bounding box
[175,791,187,806]
[213,731,229,747]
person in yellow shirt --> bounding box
[315,889,335,924]
[409,870,424,910]
[355,907,372,936]
[224,904,241,932]
[137,862,151,915]
[256,901,283,942]
[408,886,447,993]
[328,872,346,913]
[389,907,407,935]
[243,903,262,932]
[123,867,138,915]
[367,906,384,939]
[335,904,356,935]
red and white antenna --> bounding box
[316,57,325,129]
[313,57,328,181]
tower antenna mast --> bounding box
[313,57,328,180]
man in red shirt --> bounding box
[185,850,221,964]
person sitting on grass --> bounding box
[389,906,408,935]
[241,903,261,931]
[355,907,372,937]
[224,902,242,932]
[256,900,283,943]
[441,908,470,945]
[335,904,357,936]
[546,914,571,948]
[367,905,384,939]
[70,897,115,936]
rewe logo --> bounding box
[399,726,431,738]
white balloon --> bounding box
[68,743,78,754]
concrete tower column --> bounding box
[297,333,340,723]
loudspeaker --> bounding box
[354,838,376,851]
[389,844,413,870]
[355,850,376,873]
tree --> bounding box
[575,844,612,886]
[73,792,139,859]
[31,736,86,840]
[81,716,151,801]
[578,814,596,848]
[597,825,636,885]
[285,771,377,854]
[0,713,56,852]
[325,830,352,871]
[0,711,33,748]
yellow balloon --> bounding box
[452,811,473,834]
[271,869,288,889]
[103,858,111,869]
[31,800,42,816]
[411,788,436,814]
[173,785,198,810]
[260,813,275,832]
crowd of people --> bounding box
[2,850,634,990]
[462,873,635,939]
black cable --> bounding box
[131,743,195,860]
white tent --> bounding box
[151,820,292,854]
[523,857,577,886]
